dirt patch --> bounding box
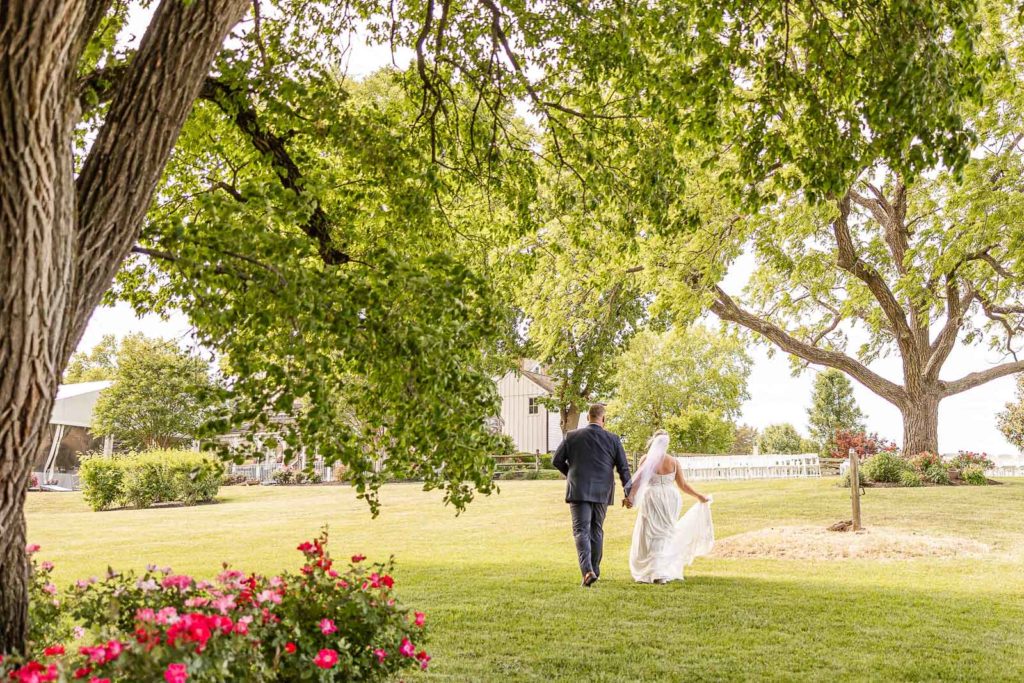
[711,525,991,561]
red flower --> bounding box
[297,541,315,554]
[284,642,297,654]
[43,645,64,656]
[417,649,431,670]
[73,667,92,679]
[373,648,387,663]
[399,637,415,657]
[381,575,394,589]
[164,663,188,683]
[351,554,365,563]
[414,612,426,627]
[25,544,40,554]
[319,618,337,635]
[313,648,339,669]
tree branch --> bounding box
[941,360,1024,397]
[199,78,350,266]
[831,192,921,374]
[71,0,251,360]
[924,276,971,380]
[709,286,907,405]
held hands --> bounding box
[622,497,633,509]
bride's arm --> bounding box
[674,467,708,503]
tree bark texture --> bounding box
[0,0,248,653]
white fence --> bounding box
[227,459,339,484]
[672,454,821,481]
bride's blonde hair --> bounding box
[646,429,669,451]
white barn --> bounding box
[494,360,584,453]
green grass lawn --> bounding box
[26,478,1024,682]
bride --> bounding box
[626,430,714,584]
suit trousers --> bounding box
[569,502,608,577]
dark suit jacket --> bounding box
[552,423,632,504]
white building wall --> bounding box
[496,371,552,453]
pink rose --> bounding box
[313,648,339,669]
[399,637,415,657]
[414,612,426,627]
[374,648,387,663]
[319,618,337,635]
[164,663,188,683]
[25,544,40,554]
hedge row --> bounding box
[79,450,223,511]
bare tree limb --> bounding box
[709,286,907,405]
[941,360,1024,397]
[831,193,921,375]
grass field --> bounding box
[25,478,1024,682]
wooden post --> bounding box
[849,448,862,531]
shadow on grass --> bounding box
[405,566,1024,682]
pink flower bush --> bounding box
[4,531,430,682]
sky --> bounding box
[87,8,1020,456]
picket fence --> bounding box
[668,454,822,482]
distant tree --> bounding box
[607,326,751,451]
[90,335,216,451]
[807,369,865,456]
[64,334,120,383]
[666,408,736,455]
[997,375,1024,452]
[730,424,759,455]
[757,424,805,455]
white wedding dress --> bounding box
[629,467,715,584]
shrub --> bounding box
[272,466,321,485]
[79,450,223,511]
[898,469,924,487]
[840,468,867,488]
[79,456,125,511]
[831,430,897,459]
[5,532,430,682]
[862,451,910,483]
[962,464,989,486]
[948,451,995,471]
[221,472,247,486]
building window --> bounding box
[528,397,540,415]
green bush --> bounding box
[78,456,125,511]
[962,464,988,486]
[862,450,910,483]
[898,469,923,487]
[79,450,222,511]
[840,468,867,488]
[921,464,951,485]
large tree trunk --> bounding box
[0,0,249,654]
[900,394,940,456]
[560,403,580,435]
[0,0,83,651]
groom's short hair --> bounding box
[588,403,606,422]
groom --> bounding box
[552,403,632,587]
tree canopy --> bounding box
[86,335,216,451]
[807,369,865,457]
[757,423,806,455]
[607,326,751,452]
[0,0,1009,651]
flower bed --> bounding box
[3,533,429,681]
[845,449,999,488]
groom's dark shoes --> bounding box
[581,571,598,587]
